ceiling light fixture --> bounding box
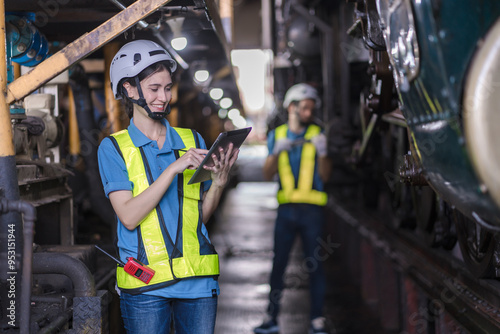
[220,97,233,109]
[166,17,187,51]
[194,70,210,83]
[210,88,224,100]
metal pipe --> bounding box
[219,0,234,47]
[32,253,96,297]
[31,295,71,304]
[0,198,37,334]
[205,0,233,61]
[109,0,149,29]
[0,117,23,326]
[0,1,7,91]
[0,1,15,157]
[37,308,73,334]
[0,4,27,331]
[95,268,117,290]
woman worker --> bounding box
[97,39,238,333]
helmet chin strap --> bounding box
[128,76,171,120]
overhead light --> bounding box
[210,88,224,100]
[194,70,210,83]
[218,109,228,118]
[166,17,187,51]
[152,30,189,70]
[232,116,247,129]
[171,37,187,51]
[227,108,240,120]
[220,97,233,109]
[227,108,247,128]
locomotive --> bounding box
[347,0,500,278]
[266,0,500,280]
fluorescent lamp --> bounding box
[171,37,187,51]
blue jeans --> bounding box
[120,293,217,334]
[267,204,326,321]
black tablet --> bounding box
[188,127,252,185]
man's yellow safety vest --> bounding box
[275,124,328,206]
[110,127,219,294]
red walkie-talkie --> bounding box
[123,257,155,284]
[95,245,155,284]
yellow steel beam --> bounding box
[0,1,15,156]
[104,42,123,134]
[6,0,174,105]
[0,2,6,90]
[67,86,81,156]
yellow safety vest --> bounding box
[276,124,328,206]
[110,127,219,293]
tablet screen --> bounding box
[188,127,252,185]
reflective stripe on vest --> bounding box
[276,124,328,206]
[110,128,219,293]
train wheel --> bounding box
[413,186,435,244]
[413,187,456,250]
[433,200,457,250]
[390,182,415,229]
[453,210,498,278]
[379,125,416,230]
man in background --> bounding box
[254,83,331,334]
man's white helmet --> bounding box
[110,40,177,99]
[283,83,321,109]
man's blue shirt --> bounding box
[97,118,219,298]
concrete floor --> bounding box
[211,182,281,334]
[211,182,386,334]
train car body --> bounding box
[350,0,500,277]
[379,0,500,226]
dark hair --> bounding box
[120,61,173,118]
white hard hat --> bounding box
[283,83,321,109]
[110,40,177,99]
